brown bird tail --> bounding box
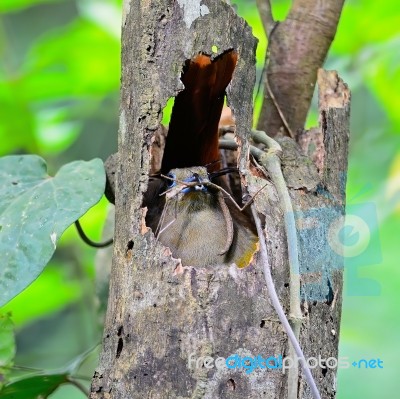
[161,50,238,173]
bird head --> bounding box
[163,166,215,207]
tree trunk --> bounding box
[90,1,349,398]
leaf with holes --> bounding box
[0,155,105,306]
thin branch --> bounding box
[255,50,269,108]
[68,378,90,396]
[217,193,234,255]
[74,220,113,248]
[219,138,263,160]
[155,198,176,239]
[160,173,263,213]
[265,77,295,138]
[256,0,275,37]
[157,218,176,237]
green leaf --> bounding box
[332,0,400,54]
[0,264,83,328]
[0,314,15,390]
[0,0,60,13]
[0,80,39,156]
[24,19,120,100]
[0,156,105,307]
[0,374,68,398]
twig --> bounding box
[217,193,234,255]
[219,138,264,160]
[265,76,295,139]
[161,173,266,213]
[157,218,176,237]
[68,378,89,396]
[155,197,170,237]
[255,50,269,107]
[74,220,113,248]
[256,0,275,37]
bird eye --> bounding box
[166,172,176,188]
[195,184,205,191]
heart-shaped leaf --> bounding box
[0,155,105,306]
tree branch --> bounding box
[257,0,345,138]
[256,0,275,37]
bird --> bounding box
[144,50,258,267]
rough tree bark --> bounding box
[90,1,349,398]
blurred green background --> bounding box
[0,0,399,397]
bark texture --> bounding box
[257,0,345,138]
[90,1,350,398]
